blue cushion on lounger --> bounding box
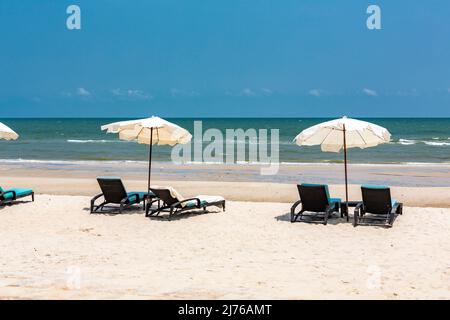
[98,176,121,180]
[2,188,33,200]
[362,185,389,189]
[330,197,342,204]
[127,191,147,203]
[184,199,208,208]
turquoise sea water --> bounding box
[0,118,449,164]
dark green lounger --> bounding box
[354,185,403,227]
[291,183,342,225]
[90,176,152,214]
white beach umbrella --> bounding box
[0,122,19,140]
[293,117,391,217]
[101,116,192,193]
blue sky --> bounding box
[0,0,449,117]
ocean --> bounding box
[0,118,449,164]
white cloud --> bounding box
[111,88,152,100]
[170,88,199,97]
[396,89,419,97]
[241,88,256,97]
[363,88,378,96]
[226,88,272,97]
[111,88,122,96]
[127,89,150,99]
[261,88,273,96]
[309,89,322,97]
[77,87,91,96]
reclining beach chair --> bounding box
[290,183,341,225]
[0,186,34,206]
[146,186,225,220]
[354,185,403,227]
[90,177,151,214]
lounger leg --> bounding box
[31,192,35,202]
[353,211,358,227]
[291,210,303,223]
[397,203,403,215]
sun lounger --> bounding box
[0,186,34,205]
[354,185,403,227]
[290,183,342,225]
[90,176,152,213]
[146,186,225,220]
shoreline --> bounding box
[2,158,450,167]
[2,159,450,187]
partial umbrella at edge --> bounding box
[0,122,19,141]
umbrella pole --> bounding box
[343,124,349,221]
[148,127,153,194]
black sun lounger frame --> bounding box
[146,188,225,220]
[290,184,341,225]
[90,177,148,214]
[354,186,403,227]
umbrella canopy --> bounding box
[294,117,391,152]
[101,116,192,194]
[0,122,19,140]
[101,116,191,145]
[293,117,391,219]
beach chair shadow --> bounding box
[146,208,219,221]
[0,199,34,210]
[82,206,144,216]
[275,211,345,225]
[146,186,225,221]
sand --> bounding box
[1,194,449,299]
[2,161,450,207]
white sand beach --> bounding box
[1,190,449,299]
[1,162,450,299]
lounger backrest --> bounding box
[150,188,180,206]
[97,177,127,204]
[297,184,330,212]
[361,186,392,214]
